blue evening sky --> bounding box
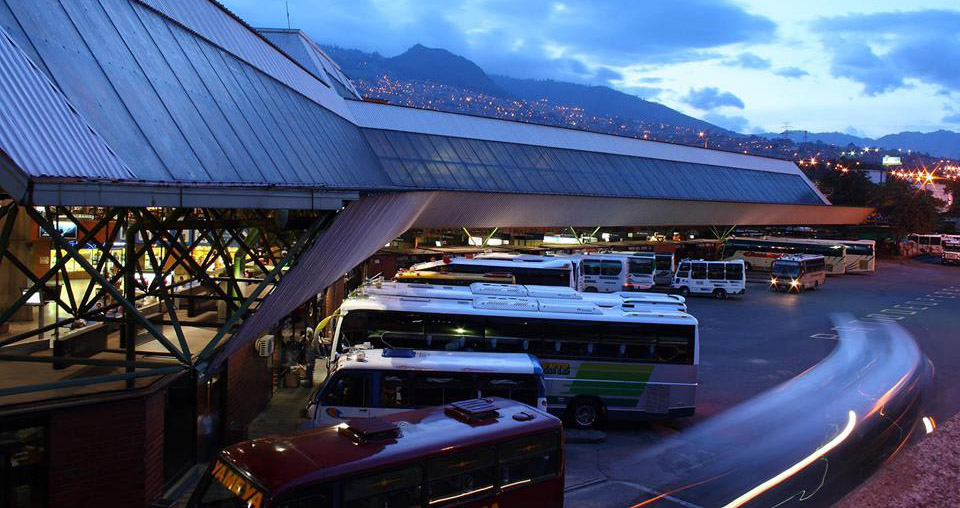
[223,0,960,138]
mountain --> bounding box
[323,44,720,133]
[761,130,871,147]
[875,130,960,159]
[492,75,715,132]
[763,129,960,159]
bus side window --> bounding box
[379,373,413,409]
[323,372,368,407]
[691,263,707,279]
[707,263,724,280]
[343,466,422,508]
[276,484,333,508]
[677,262,690,278]
[499,432,561,489]
[582,260,602,276]
[428,449,495,506]
[725,263,743,281]
[413,373,476,406]
[479,375,538,406]
[601,260,622,276]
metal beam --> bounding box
[0,366,183,398]
[23,207,190,365]
[0,353,177,370]
[196,212,332,363]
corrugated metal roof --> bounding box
[135,0,353,118]
[0,0,390,189]
[0,25,133,183]
[257,28,361,99]
[363,128,825,204]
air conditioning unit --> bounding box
[255,335,274,357]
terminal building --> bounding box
[0,0,871,506]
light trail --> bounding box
[720,410,858,508]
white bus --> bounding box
[328,292,699,429]
[943,239,960,266]
[576,253,655,292]
[770,254,826,292]
[722,237,847,275]
[908,234,944,255]
[306,348,547,426]
[671,260,746,299]
[837,239,876,273]
[359,280,688,312]
[605,251,675,287]
[409,254,575,287]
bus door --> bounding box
[654,254,675,286]
[314,370,370,425]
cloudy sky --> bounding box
[223,0,960,138]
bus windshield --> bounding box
[772,261,801,277]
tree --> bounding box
[943,178,960,216]
[871,178,945,241]
[816,169,877,206]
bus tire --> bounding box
[678,286,690,297]
[713,288,727,300]
[567,397,604,429]
[811,281,819,290]
[584,287,598,293]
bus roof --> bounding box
[219,398,560,498]
[335,349,542,375]
[359,281,687,310]
[341,293,697,326]
[411,255,574,271]
[775,254,825,262]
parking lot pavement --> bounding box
[566,259,960,507]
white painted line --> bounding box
[906,301,937,306]
[882,309,916,315]
[810,333,839,340]
[868,313,903,320]
[895,304,927,311]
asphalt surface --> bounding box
[565,258,960,507]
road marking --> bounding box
[810,333,839,340]
[868,313,904,320]
[630,483,707,508]
[882,309,916,315]
[895,304,927,311]
[906,301,937,306]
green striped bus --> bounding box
[328,289,699,429]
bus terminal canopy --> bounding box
[0,0,872,368]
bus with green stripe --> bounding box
[327,291,698,429]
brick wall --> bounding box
[48,391,165,508]
[225,342,272,443]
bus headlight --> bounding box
[770,278,778,285]
[790,279,799,287]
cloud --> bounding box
[725,52,771,69]
[703,112,749,132]
[684,87,745,110]
[816,10,960,95]
[774,67,809,78]
[223,0,776,85]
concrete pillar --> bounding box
[0,206,39,332]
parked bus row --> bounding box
[322,282,699,429]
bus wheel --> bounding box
[584,287,598,293]
[678,286,690,297]
[568,398,603,429]
[811,281,819,290]
[713,288,727,300]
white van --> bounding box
[672,259,746,299]
[577,253,655,292]
[306,348,546,427]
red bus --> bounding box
[188,397,564,508]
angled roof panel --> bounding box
[0,0,391,191]
[0,26,133,186]
[256,28,363,100]
[362,128,826,204]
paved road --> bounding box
[566,259,960,507]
